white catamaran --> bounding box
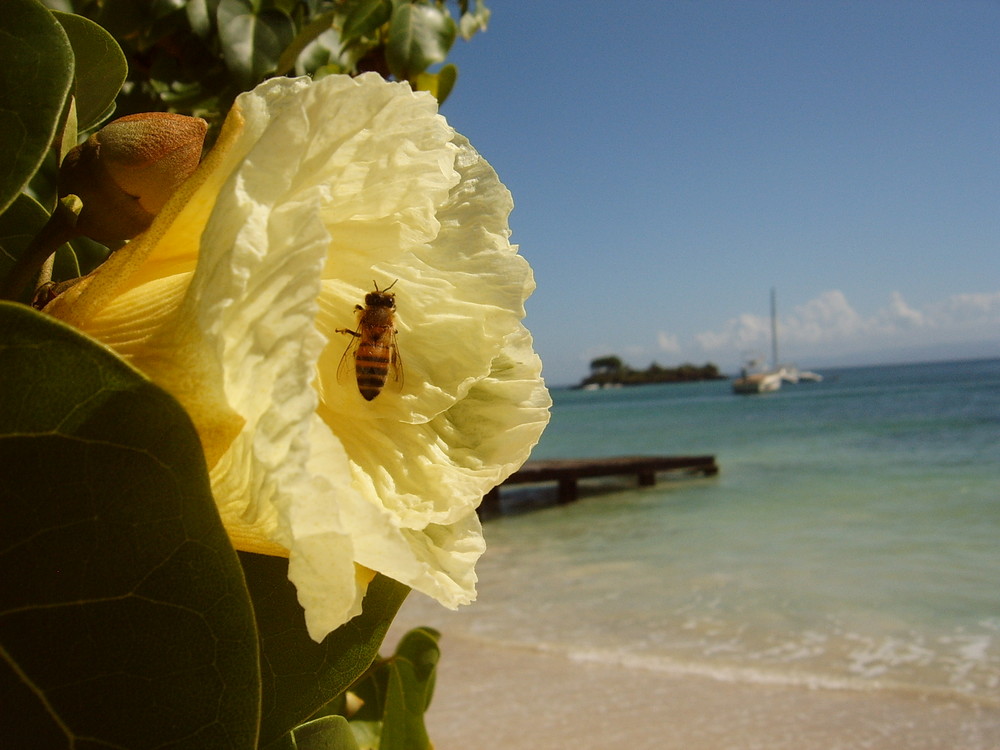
[732,289,822,394]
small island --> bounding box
[576,355,725,389]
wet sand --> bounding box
[386,615,1000,750]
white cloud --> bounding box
[657,331,681,354]
[782,289,867,341]
[695,312,772,351]
[927,291,1000,327]
[693,289,1000,365]
[884,291,925,328]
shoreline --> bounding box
[386,609,1000,750]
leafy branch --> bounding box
[0,0,486,746]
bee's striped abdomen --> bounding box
[355,340,393,400]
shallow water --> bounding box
[442,359,1000,703]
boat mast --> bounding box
[770,287,778,369]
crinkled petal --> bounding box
[46,73,550,641]
[314,132,550,520]
[306,100,551,608]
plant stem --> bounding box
[0,196,82,302]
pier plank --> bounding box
[483,455,718,514]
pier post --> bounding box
[557,478,577,504]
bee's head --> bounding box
[365,290,395,308]
[366,279,397,307]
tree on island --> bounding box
[589,355,624,377]
[579,355,724,388]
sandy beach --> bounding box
[387,608,1000,750]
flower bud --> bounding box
[58,113,207,245]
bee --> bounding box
[335,280,402,401]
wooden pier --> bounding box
[482,454,718,514]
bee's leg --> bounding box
[335,328,361,337]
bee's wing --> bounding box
[336,331,360,383]
[388,329,403,386]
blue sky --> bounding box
[438,1,999,385]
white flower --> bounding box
[46,73,550,641]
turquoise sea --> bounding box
[433,359,1000,704]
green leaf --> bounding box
[414,63,457,104]
[240,553,410,749]
[348,627,440,750]
[392,627,440,713]
[274,10,336,76]
[379,628,439,750]
[56,95,79,164]
[52,10,128,131]
[0,193,51,285]
[341,0,391,43]
[0,0,74,216]
[218,0,297,88]
[0,303,261,748]
[65,233,112,278]
[386,3,456,80]
[378,660,430,750]
[294,716,362,750]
